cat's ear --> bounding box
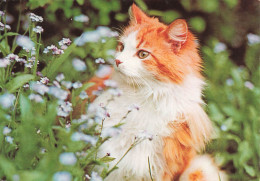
[166,19,188,53]
[129,4,149,24]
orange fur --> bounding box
[189,170,205,181]
[122,4,202,84]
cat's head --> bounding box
[114,4,202,85]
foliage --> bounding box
[0,0,259,181]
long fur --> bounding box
[91,4,226,181]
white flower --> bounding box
[43,48,49,53]
[135,130,153,141]
[16,35,35,50]
[0,58,10,67]
[5,136,14,144]
[247,33,260,45]
[6,54,19,62]
[59,152,77,166]
[79,91,88,99]
[53,88,69,101]
[72,58,86,72]
[0,93,16,109]
[71,132,97,145]
[0,11,5,16]
[58,38,72,46]
[57,101,72,117]
[30,82,49,95]
[29,13,43,22]
[56,73,65,82]
[72,81,82,89]
[95,65,112,78]
[61,81,72,89]
[96,26,118,37]
[95,58,105,64]
[244,81,254,90]
[49,87,68,100]
[3,126,12,135]
[104,80,117,88]
[90,172,102,181]
[128,104,140,111]
[40,77,49,84]
[12,175,19,181]
[53,171,72,181]
[0,22,11,31]
[214,42,227,53]
[33,26,43,33]
[29,94,43,103]
[108,88,122,96]
[226,78,234,86]
[220,125,227,131]
[102,127,121,137]
[74,14,89,23]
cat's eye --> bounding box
[117,42,124,52]
[137,50,150,59]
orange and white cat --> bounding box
[92,4,227,181]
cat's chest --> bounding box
[94,89,172,180]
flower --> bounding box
[58,38,72,46]
[135,130,153,141]
[29,13,43,22]
[30,82,49,95]
[226,78,234,86]
[0,58,10,67]
[56,73,65,82]
[44,45,64,55]
[79,91,88,99]
[244,81,254,90]
[128,104,140,111]
[0,11,5,16]
[5,136,14,144]
[72,81,82,89]
[72,58,86,72]
[247,33,260,45]
[102,127,121,137]
[90,172,102,181]
[53,171,72,181]
[29,94,43,103]
[16,35,35,50]
[0,93,16,109]
[95,65,112,78]
[214,42,227,53]
[3,126,12,135]
[74,14,89,23]
[108,88,122,97]
[61,81,72,89]
[59,152,77,166]
[71,132,98,145]
[95,58,105,64]
[40,77,49,84]
[0,22,11,31]
[6,54,19,62]
[33,26,43,33]
[104,80,117,88]
[49,87,69,100]
[57,101,72,117]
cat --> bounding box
[90,4,227,181]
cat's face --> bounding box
[114,4,202,85]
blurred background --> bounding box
[1,0,259,180]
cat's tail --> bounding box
[179,155,228,181]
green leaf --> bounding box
[74,82,95,97]
[244,164,256,177]
[98,156,116,163]
[76,0,84,5]
[42,43,76,79]
[5,74,35,93]
[2,32,20,37]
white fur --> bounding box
[93,31,212,180]
[179,155,228,181]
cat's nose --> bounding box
[115,59,123,67]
